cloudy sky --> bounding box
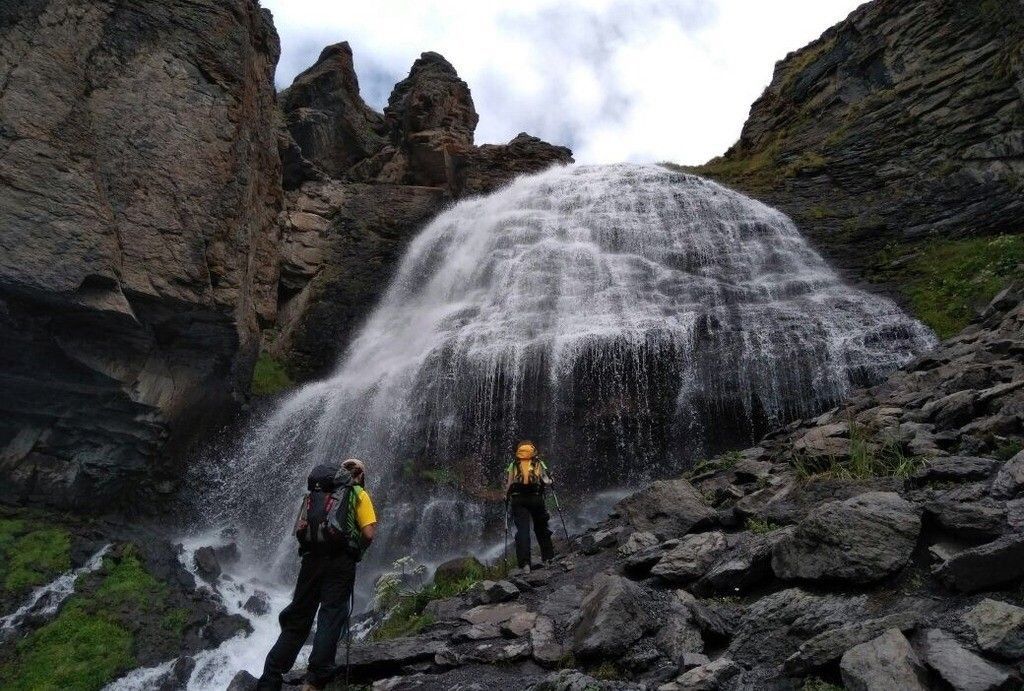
[263,0,865,165]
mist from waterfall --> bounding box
[191,163,936,578]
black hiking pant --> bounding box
[257,551,356,691]
[510,492,554,567]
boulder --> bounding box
[673,658,741,690]
[433,556,484,588]
[469,580,519,605]
[839,629,928,691]
[964,599,1024,661]
[226,670,258,691]
[915,628,1014,691]
[651,532,728,584]
[500,611,537,638]
[913,456,1001,483]
[772,492,921,583]
[783,610,920,675]
[614,479,716,538]
[193,546,221,583]
[653,603,704,663]
[619,531,660,557]
[460,602,529,627]
[348,636,449,679]
[698,529,790,594]
[242,591,271,617]
[792,422,850,461]
[924,498,1007,539]
[529,615,564,667]
[572,574,653,660]
[991,450,1024,499]
[933,533,1024,592]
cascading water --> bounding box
[194,163,936,580]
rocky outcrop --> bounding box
[289,286,1024,691]
[692,0,1024,276]
[0,0,282,510]
[268,45,572,380]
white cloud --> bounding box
[262,0,866,165]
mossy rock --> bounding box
[432,555,485,589]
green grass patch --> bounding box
[994,439,1023,462]
[688,450,743,477]
[251,353,294,396]
[2,526,71,594]
[93,549,165,610]
[0,605,133,691]
[871,235,1024,339]
[372,559,507,641]
[745,517,784,535]
[792,422,924,481]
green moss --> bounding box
[251,353,294,396]
[591,661,624,680]
[994,439,1023,462]
[745,517,783,535]
[3,527,71,593]
[801,678,844,691]
[872,235,1024,338]
[94,550,165,609]
[160,607,191,635]
[0,605,133,691]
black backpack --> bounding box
[293,463,366,560]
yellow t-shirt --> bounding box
[354,488,377,528]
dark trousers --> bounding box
[257,551,356,690]
[510,492,554,567]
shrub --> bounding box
[745,517,783,535]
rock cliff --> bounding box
[270,43,573,381]
[691,0,1023,278]
[0,0,283,510]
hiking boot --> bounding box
[509,565,531,576]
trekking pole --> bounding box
[548,484,571,543]
[503,497,510,575]
[344,589,354,689]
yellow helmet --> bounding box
[515,441,537,460]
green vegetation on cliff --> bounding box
[0,519,71,596]
[251,352,294,396]
[0,546,177,691]
[871,235,1024,338]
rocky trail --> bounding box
[218,287,1024,690]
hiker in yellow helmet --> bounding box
[504,440,555,570]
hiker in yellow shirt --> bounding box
[257,458,377,691]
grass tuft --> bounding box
[2,525,71,594]
[745,517,784,535]
[251,353,294,396]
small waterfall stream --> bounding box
[161,163,935,687]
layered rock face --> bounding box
[272,43,573,380]
[694,0,1024,273]
[0,0,282,509]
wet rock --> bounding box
[614,479,716,538]
[242,590,271,617]
[673,658,741,690]
[619,531,660,557]
[469,580,519,605]
[913,456,1001,483]
[226,669,258,691]
[964,599,1024,661]
[728,588,866,668]
[933,533,1024,592]
[203,613,252,646]
[572,574,653,660]
[772,492,920,583]
[213,543,241,567]
[698,529,789,594]
[155,657,195,691]
[651,532,728,584]
[529,615,564,667]
[915,628,1014,691]
[193,546,222,582]
[991,450,1024,499]
[924,498,1007,539]
[580,527,623,555]
[460,602,529,627]
[349,637,449,678]
[840,629,928,691]
[783,610,919,675]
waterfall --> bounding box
[195,163,936,578]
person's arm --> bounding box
[503,465,515,495]
[541,460,554,485]
[361,522,376,543]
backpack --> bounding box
[293,463,366,560]
[507,457,547,493]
